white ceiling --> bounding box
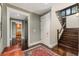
[10,3,75,15]
[10,3,53,15]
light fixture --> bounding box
[16,23,21,29]
[75,13,79,16]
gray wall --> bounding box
[30,13,40,44]
[0,39,3,53]
[0,4,7,53]
[0,6,2,53]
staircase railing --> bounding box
[57,23,66,40]
[56,11,66,40]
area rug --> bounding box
[24,45,59,56]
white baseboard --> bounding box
[41,40,57,48]
[48,42,57,48]
[40,40,57,48]
[28,40,57,49]
[28,41,41,47]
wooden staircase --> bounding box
[58,28,78,55]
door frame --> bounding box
[7,7,31,47]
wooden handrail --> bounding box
[57,29,59,40]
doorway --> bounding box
[7,7,29,50]
[10,19,28,50]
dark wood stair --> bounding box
[58,28,78,55]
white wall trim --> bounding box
[48,42,57,48]
[7,7,10,47]
[28,41,41,47]
[40,39,57,48]
[27,15,31,48]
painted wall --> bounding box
[0,39,3,53]
[29,13,40,46]
[66,14,79,28]
[0,6,3,53]
[50,3,74,47]
[1,4,8,53]
[0,4,12,53]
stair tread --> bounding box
[59,43,78,50]
[59,41,78,48]
[58,28,78,52]
[59,40,78,46]
[59,40,78,43]
[61,37,78,40]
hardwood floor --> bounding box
[52,45,76,56]
[0,44,24,56]
[0,43,78,56]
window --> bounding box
[60,10,65,17]
[72,6,77,14]
[66,8,71,15]
[58,4,78,17]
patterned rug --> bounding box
[24,45,59,56]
